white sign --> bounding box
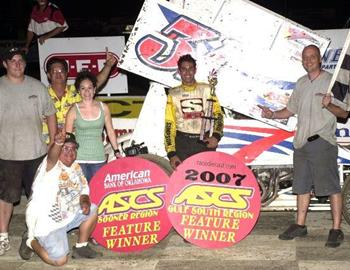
[130,82,168,157]
[39,36,128,94]
[317,29,350,73]
[118,0,330,131]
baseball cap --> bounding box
[2,47,26,62]
[64,132,79,148]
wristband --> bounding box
[55,141,64,146]
[114,149,120,155]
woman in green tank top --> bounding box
[65,71,119,182]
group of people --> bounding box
[166,47,348,249]
[44,53,120,182]
[0,0,121,265]
[164,46,348,249]
[0,43,120,265]
[0,0,348,264]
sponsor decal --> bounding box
[44,52,120,79]
[97,97,144,118]
[90,157,172,252]
[322,48,342,71]
[135,10,221,73]
[166,151,261,248]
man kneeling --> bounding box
[19,131,101,266]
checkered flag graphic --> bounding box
[48,202,63,223]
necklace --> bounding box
[310,70,322,82]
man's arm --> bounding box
[164,95,177,154]
[38,26,66,45]
[164,94,181,169]
[46,114,57,147]
[322,94,349,119]
[96,48,117,91]
[46,130,65,171]
[258,105,294,119]
[23,30,34,53]
[325,103,349,119]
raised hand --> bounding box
[105,47,117,68]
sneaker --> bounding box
[88,237,99,246]
[325,229,344,248]
[19,231,34,260]
[0,237,10,256]
[278,224,307,240]
[72,245,102,259]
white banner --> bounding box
[130,82,168,157]
[39,36,128,94]
[118,0,330,131]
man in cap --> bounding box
[0,48,56,256]
[19,131,101,265]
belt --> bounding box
[177,131,200,139]
[307,134,320,142]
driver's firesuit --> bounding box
[164,82,224,161]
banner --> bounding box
[39,36,128,94]
[118,0,330,131]
[327,30,350,102]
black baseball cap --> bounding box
[2,47,26,62]
[64,132,79,148]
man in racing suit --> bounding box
[164,54,223,169]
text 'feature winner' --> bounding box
[89,157,172,252]
[166,152,261,248]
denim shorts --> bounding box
[37,204,97,260]
[79,162,106,183]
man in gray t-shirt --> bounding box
[259,45,344,248]
[0,48,56,256]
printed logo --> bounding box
[135,5,222,72]
[181,98,203,119]
[166,152,261,249]
[44,52,120,79]
[90,157,172,252]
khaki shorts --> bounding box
[293,137,341,196]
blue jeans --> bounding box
[79,162,106,183]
